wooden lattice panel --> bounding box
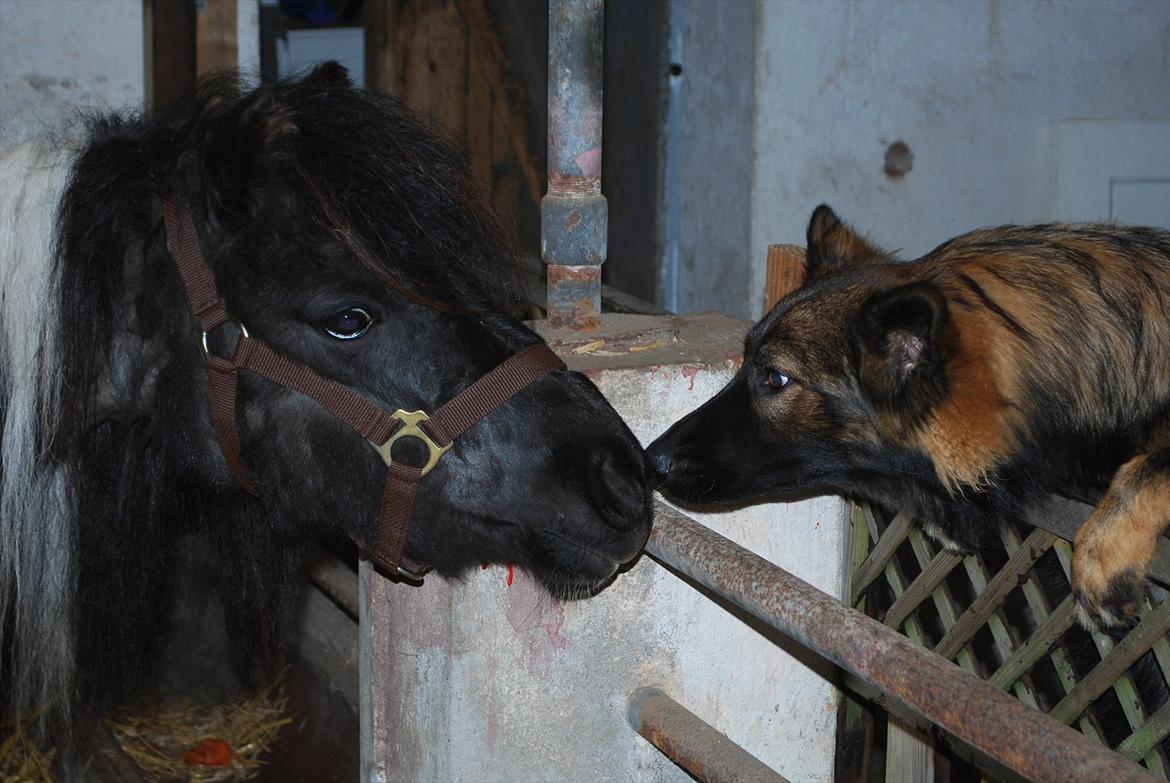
[847,503,1170,779]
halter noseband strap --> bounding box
[162,194,566,582]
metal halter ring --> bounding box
[201,321,249,356]
[395,565,427,583]
[370,410,453,477]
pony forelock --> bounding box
[1,139,76,727]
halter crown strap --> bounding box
[161,193,566,580]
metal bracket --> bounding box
[370,410,452,477]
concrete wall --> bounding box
[0,0,262,145]
[0,0,144,145]
[746,0,1170,312]
[665,0,757,317]
[650,0,1170,318]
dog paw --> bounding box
[1073,563,1147,633]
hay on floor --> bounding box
[0,721,56,783]
[107,682,291,783]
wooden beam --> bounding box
[764,244,807,312]
[365,0,544,253]
[147,0,197,112]
[197,0,238,76]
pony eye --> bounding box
[322,307,373,340]
[765,369,790,389]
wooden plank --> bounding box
[764,245,807,311]
[851,511,913,605]
[905,532,961,632]
[882,546,964,632]
[935,529,1057,660]
[1049,597,1170,724]
[1050,541,1159,749]
[982,523,1068,710]
[886,718,934,783]
[957,551,1019,665]
[197,0,238,76]
[147,0,196,112]
[847,503,873,612]
[1118,700,1170,763]
[905,531,982,676]
[1142,637,1170,774]
[988,596,1078,691]
[873,529,938,783]
[367,0,545,254]
[1084,625,1166,774]
[953,546,1040,705]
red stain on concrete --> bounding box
[505,569,567,668]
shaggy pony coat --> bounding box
[1,66,652,733]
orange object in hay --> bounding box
[184,737,232,766]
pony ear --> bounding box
[805,205,887,279]
[854,282,949,408]
[303,60,352,87]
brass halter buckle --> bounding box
[370,410,452,477]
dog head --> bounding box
[648,205,1013,508]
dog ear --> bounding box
[854,282,949,410]
[806,205,887,279]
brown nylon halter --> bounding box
[162,194,565,582]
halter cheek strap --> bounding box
[163,194,566,582]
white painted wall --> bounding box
[741,0,1170,315]
[0,0,145,145]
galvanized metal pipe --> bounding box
[646,500,1157,783]
[628,687,791,783]
[543,0,607,330]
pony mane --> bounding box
[192,69,524,316]
[2,68,525,729]
[1,139,75,725]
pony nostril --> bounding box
[587,450,648,531]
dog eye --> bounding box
[321,307,373,340]
[765,368,790,389]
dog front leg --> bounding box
[1072,449,1170,631]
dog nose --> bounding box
[649,446,674,486]
[586,448,649,531]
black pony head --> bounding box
[1,64,650,725]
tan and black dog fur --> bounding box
[648,205,1170,631]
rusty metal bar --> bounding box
[628,687,790,783]
[543,0,607,331]
[646,501,1157,783]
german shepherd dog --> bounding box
[648,206,1170,631]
